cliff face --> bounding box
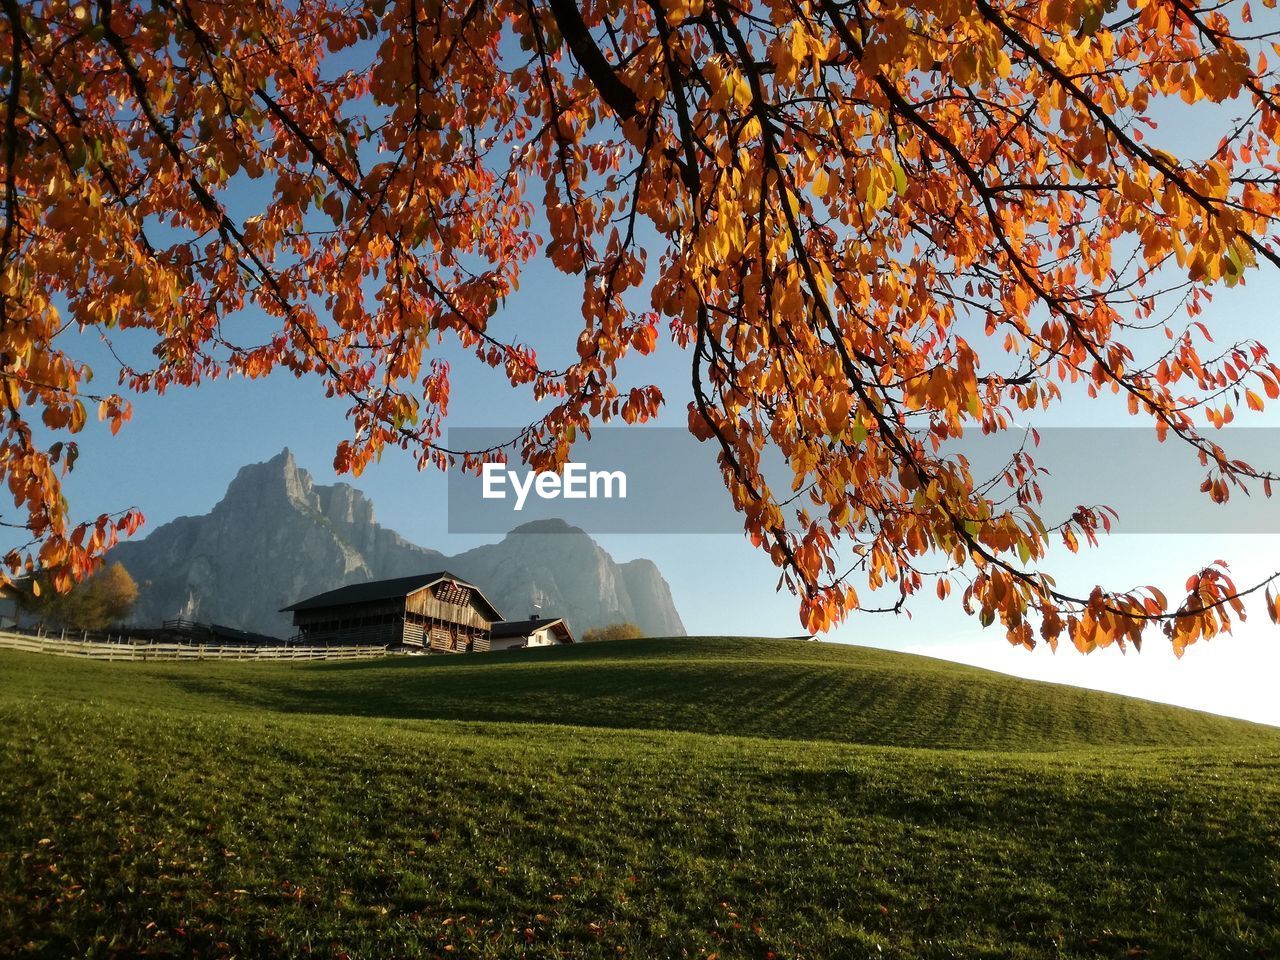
[447,519,686,639]
[109,449,685,640]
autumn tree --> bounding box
[5,0,1280,655]
[583,622,645,642]
[22,561,138,631]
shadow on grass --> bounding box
[157,637,1280,752]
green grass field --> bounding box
[2,637,1279,959]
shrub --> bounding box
[582,622,644,643]
[23,562,139,631]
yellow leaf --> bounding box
[823,391,851,436]
[813,167,830,198]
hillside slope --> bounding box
[2,641,1279,959]
[3,637,1274,751]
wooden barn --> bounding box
[282,571,504,652]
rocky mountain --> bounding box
[108,449,686,640]
[444,518,680,642]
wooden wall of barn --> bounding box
[290,582,497,649]
[292,599,405,646]
[404,584,492,630]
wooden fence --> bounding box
[0,630,390,662]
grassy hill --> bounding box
[2,637,1279,958]
[4,636,1273,751]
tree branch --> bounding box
[545,0,637,121]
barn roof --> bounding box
[491,617,573,641]
[281,571,500,617]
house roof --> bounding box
[169,620,284,645]
[281,571,501,617]
[208,624,285,644]
[0,575,32,599]
[491,617,572,641]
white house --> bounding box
[0,580,25,630]
[489,615,575,652]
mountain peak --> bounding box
[220,447,313,511]
[109,454,685,639]
[507,518,586,536]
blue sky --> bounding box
[24,11,1280,727]
[43,241,1280,726]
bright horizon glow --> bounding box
[861,628,1280,728]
